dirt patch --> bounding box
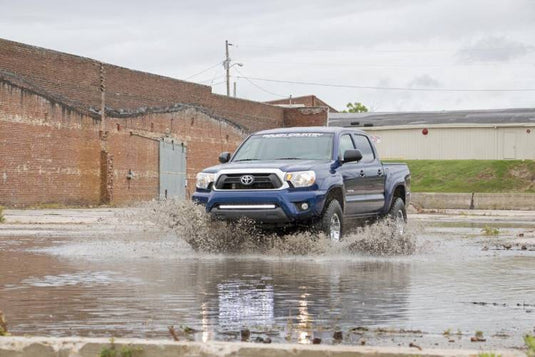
[509,166,534,181]
[476,168,496,181]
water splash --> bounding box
[140,199,416,256]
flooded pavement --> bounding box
[0,207,534,352]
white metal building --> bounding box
[328,108,535,160]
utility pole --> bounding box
[225,40,230,96]
[224,41,243,96]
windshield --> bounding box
[233,133,334,161]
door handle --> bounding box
[377,169,383,176]
[360,170,365,177]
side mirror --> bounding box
[343,149,362,163]
[218,152,231,163]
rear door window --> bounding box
[354,135,375,162]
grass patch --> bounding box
[100,338,143,357]
[0,206,5,223]
[387,160,535,193]
[525,334,535,357]
[481,226,500,236]
[0,310,8,336]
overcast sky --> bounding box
[1,0,534,112]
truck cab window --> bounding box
[354,135,375,162]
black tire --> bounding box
[318,199,344,241]
[388,198,407,235]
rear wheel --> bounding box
[388,198,407,235]
[318,199,343,242]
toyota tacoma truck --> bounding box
[192,127,411,240]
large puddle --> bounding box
[0,206,534,350]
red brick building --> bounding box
[266,95,338,113]
[0,38,328,206]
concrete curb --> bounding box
[412,192,535,210]
[0,336,525,357]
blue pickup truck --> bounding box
[192,127,411,240]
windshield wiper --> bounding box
[274,157,302,160]
[234,158,259,162]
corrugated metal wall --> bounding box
[159,140,187,199]
[363,126,535,160]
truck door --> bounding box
[337,134,360,215]
[353,134,385,213]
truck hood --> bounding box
[202,160,331,173]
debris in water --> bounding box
[168,326,179,341]
[312,337,322,344]
[241,329,250,341]
[181,325,198,334]
[253,336,272,344]
[351,327,368,335]
[409,342,422,350]
[471,336,486,342]
[333,330,343,341]
[471,331,486,342]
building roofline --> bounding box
[328,107,535,127]
[0,37,211,90]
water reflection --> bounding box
[1,241,411,339]
[1,232,534,347]
[181,259,412,338]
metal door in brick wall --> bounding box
[159,140,187,200]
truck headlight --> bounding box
[285,171,316,188]
[196,172,216,189]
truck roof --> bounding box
[254,126,366,135]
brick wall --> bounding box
[103,109,244,204]
[0,38,286,133]
[0,38,326,207]
[283,107,328,127]
[0,81,245,206]
[0,84,101,206]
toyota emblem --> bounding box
[240,175,254,185]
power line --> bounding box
[236,43,535,54]
[198,74,226,84]
[234,68,287,98]
[184,61,223,80]
[235,75,535,92]
[236,58,535,69]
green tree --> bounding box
[343,102,368,113]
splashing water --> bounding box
[140,199,416,256]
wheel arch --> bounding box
[324,185,344,212]
[393,184,406,204]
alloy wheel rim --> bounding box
[330,214,341,242]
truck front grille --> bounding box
[215,173,283,190]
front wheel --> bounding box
[388,198,407,235]
[317,199,343,242]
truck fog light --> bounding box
[301,202,309,210]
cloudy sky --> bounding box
[1,0,534,112]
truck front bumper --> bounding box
[192,189,327,224]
